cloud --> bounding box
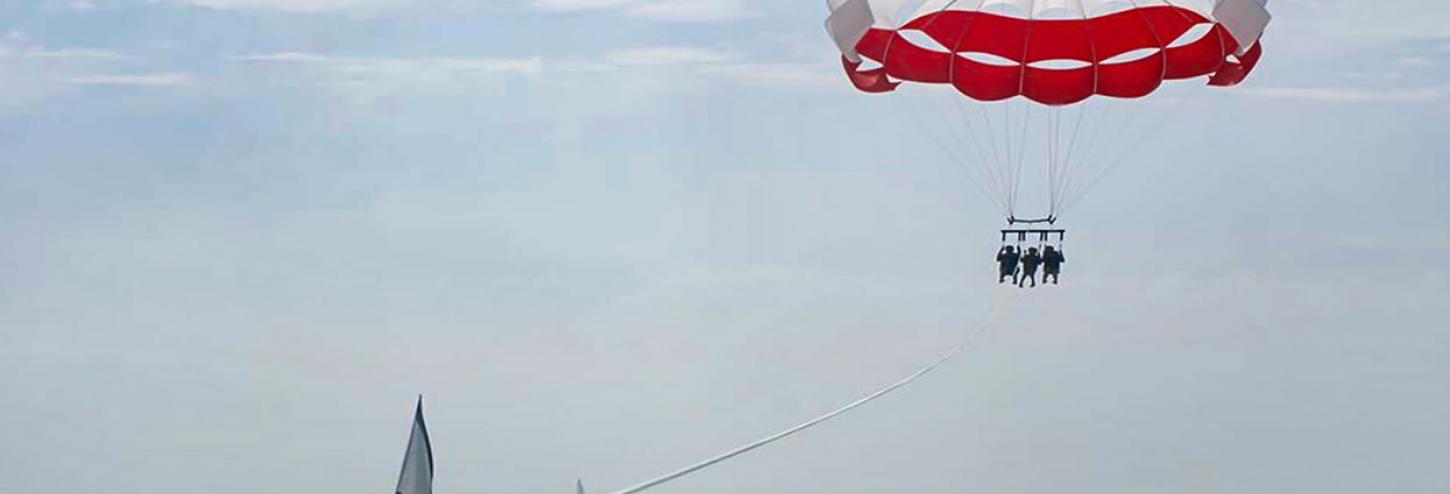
[550,59,622,73]
[232,45,830,100]
[0,32,128,61]
[234,52,544,104]
[235,52,332,63]
[531,0,752,22]
[605,46,737,65]
[625,0,749,22]
[159,0,408,13]
[1243,85,1450,103]
[530,0,633,10]
[1273,1,1450,58]
[163,0,751,19]
[695,63,839,87]
[593,45,842,88]
[0,32,163,105]
[62,72,199,86]
[237,52,544,76]
[1393,57,1434,68]
[22,48,130,60]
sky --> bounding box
[0,1,1448,493]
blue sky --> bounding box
[1,1,1447,494]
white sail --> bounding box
[395,397,435,494]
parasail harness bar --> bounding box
[1007,215,1057,225]
[1003,215,1063,243]
[1001,229,1065,243]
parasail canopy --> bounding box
[827,0,1271,105]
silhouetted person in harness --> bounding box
[1018,246,1042,288]
[1042,245,1064,285]
[996,246,1019,284]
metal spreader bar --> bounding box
[1001,229,1065,243]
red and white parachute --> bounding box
[825,0,1271,223]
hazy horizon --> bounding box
[2,1,1447,493]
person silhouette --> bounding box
[1042,245,1065,285]
[996,245,1020,284]
[1018,247,1042,288]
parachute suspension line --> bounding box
[976,102,1009,216]
[606,304,1003,494]
[1051,98,1091,214]
[922,99,1015,217]
[1075,100,1109,166]
[943,108,1013,217]
[1054,120,1066,217]
[1009,103,1034,219]
[901,100,1010,217]
[1047,110,1058,217]
[1052,107,1072,216]
[1056,97,1113,214]
[950,101,1014,217]
[947,94,1013,215]
[1060,94,1195,212]
[1047,108,1074,218]
[1005,104,1028,217]
[1002,102,1015,216]
[1084,98,1119,166]
[930,95,1001,213]
[948,98,1000,209]
[1066,98,1150,204]
[1055,105,1114,215]
[953,100,998,208]
[1058,103,1083,211]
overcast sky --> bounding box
[1,1,1447,494]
